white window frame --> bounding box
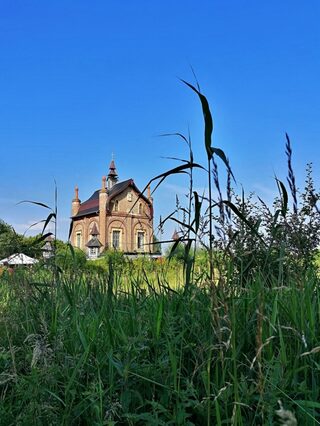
[88,247,98,258]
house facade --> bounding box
[70,159,154,258]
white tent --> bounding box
[0,253,38,266]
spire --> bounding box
[107,156,118,188]
[108,158,118,178]
[90,223,99,236]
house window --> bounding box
[138,203,143,214]
[114,200,119,212]
[76,232,82,248]
[112,230,121,249]
[137,231,145,250]
[127,192,132,202]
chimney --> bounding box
[147,184,153,204]
[71,186,81,216]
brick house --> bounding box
[70,159,154,258]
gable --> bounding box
[110,186,150,214]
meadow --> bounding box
[1,251,320,425]
[1,83,320,425]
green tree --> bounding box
[0,219,22,259]
[0,219,56,260]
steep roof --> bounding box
[90,222,99,236]
[74,189,100,217]
[108,159,118,178]
[72,179,152,219]
[86,236,103,248]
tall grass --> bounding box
[1,262,320,424]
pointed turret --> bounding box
[107,157,118,189]
[86,223,102,258]
[90,222,99,236]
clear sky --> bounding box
[1,0,320,241]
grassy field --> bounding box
[0,255,320,425]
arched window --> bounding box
[114,200,119,212]
[138,203,143,215]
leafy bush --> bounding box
[55,245,87,272]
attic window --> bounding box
[114,200,119,212]
[127,192,132,202]
[138,203,143,215]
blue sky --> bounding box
[1,1,320,241]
